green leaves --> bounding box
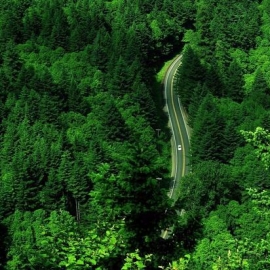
[190,94,226,164]
[121,249,152,270]
[5,209,130,269]
[5,0,270,268]
[175,45,206,108]
[241,127,270,170]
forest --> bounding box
[0,0,270,269]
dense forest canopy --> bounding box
[0,0,270,269]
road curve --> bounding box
[164,55,190,202]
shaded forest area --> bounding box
[174,0,270,269]
[1,0,270,269]
[0,0,194,269]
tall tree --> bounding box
[249,69,270,110]
[225,59,245,102]
[190,94,226,164]
[175,45,206,109]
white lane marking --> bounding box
[177,98,190,141]
[164,55,182,198]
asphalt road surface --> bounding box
[165,54,190,201]
[162,55,190,239]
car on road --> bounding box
[178,144,182,151]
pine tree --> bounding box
[223,121,242,162]
[2,41,23,91]
[15,65,36,93]
[50,6,69,50]
[40,168,63,211]
[39,1,55,45]
[104,99,130,141]
[225,59,245,102]
[175,45,206,108]
[90,28,110,70]
[22,6,42,41]
[38,93,60,125]
[249,69,270,109]
[131,74,158,126]
[11,118,42,211]
[195,0,217,60]
[204,60,224,98]
[188,83,208,127]
[108,56,133,97]
[190,93,226,164]
[261,111,270,131]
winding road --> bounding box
[162,55,190,238]
[165,55,190,200]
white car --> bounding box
[178,145,182,151]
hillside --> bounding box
[0,0,270,269]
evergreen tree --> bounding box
[131,74,158,126]
[175,45,206,109]
[50,7,69,50]
[2,41,23,91]
[223,121,242,162]
[22,6,42,41]
[187,83,208,127]
[225,59,245,102]
[15,65,36,93]
[194,0,217,60]
[177,161,235,220]
[261,111,270,130]
[0,0,27,43]
[204,60,224,98]
[108,56,133,97]
[190,94,226,164]
[3,0,269,267]
[39,1,55,45]
[249,69,270,110]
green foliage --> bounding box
[248,69,270,110]
[176,189,270,270]
[121,250,152,270]
[241,127,270,170]
[156,57,175,83]
[190,94,226,163]
[225,59,245,102]
[1,0,270,268]
[165,255,191,270]
[0,0,178,265]
[175,45,206,108]
[177,161,236,220]
[5,209,129,269]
